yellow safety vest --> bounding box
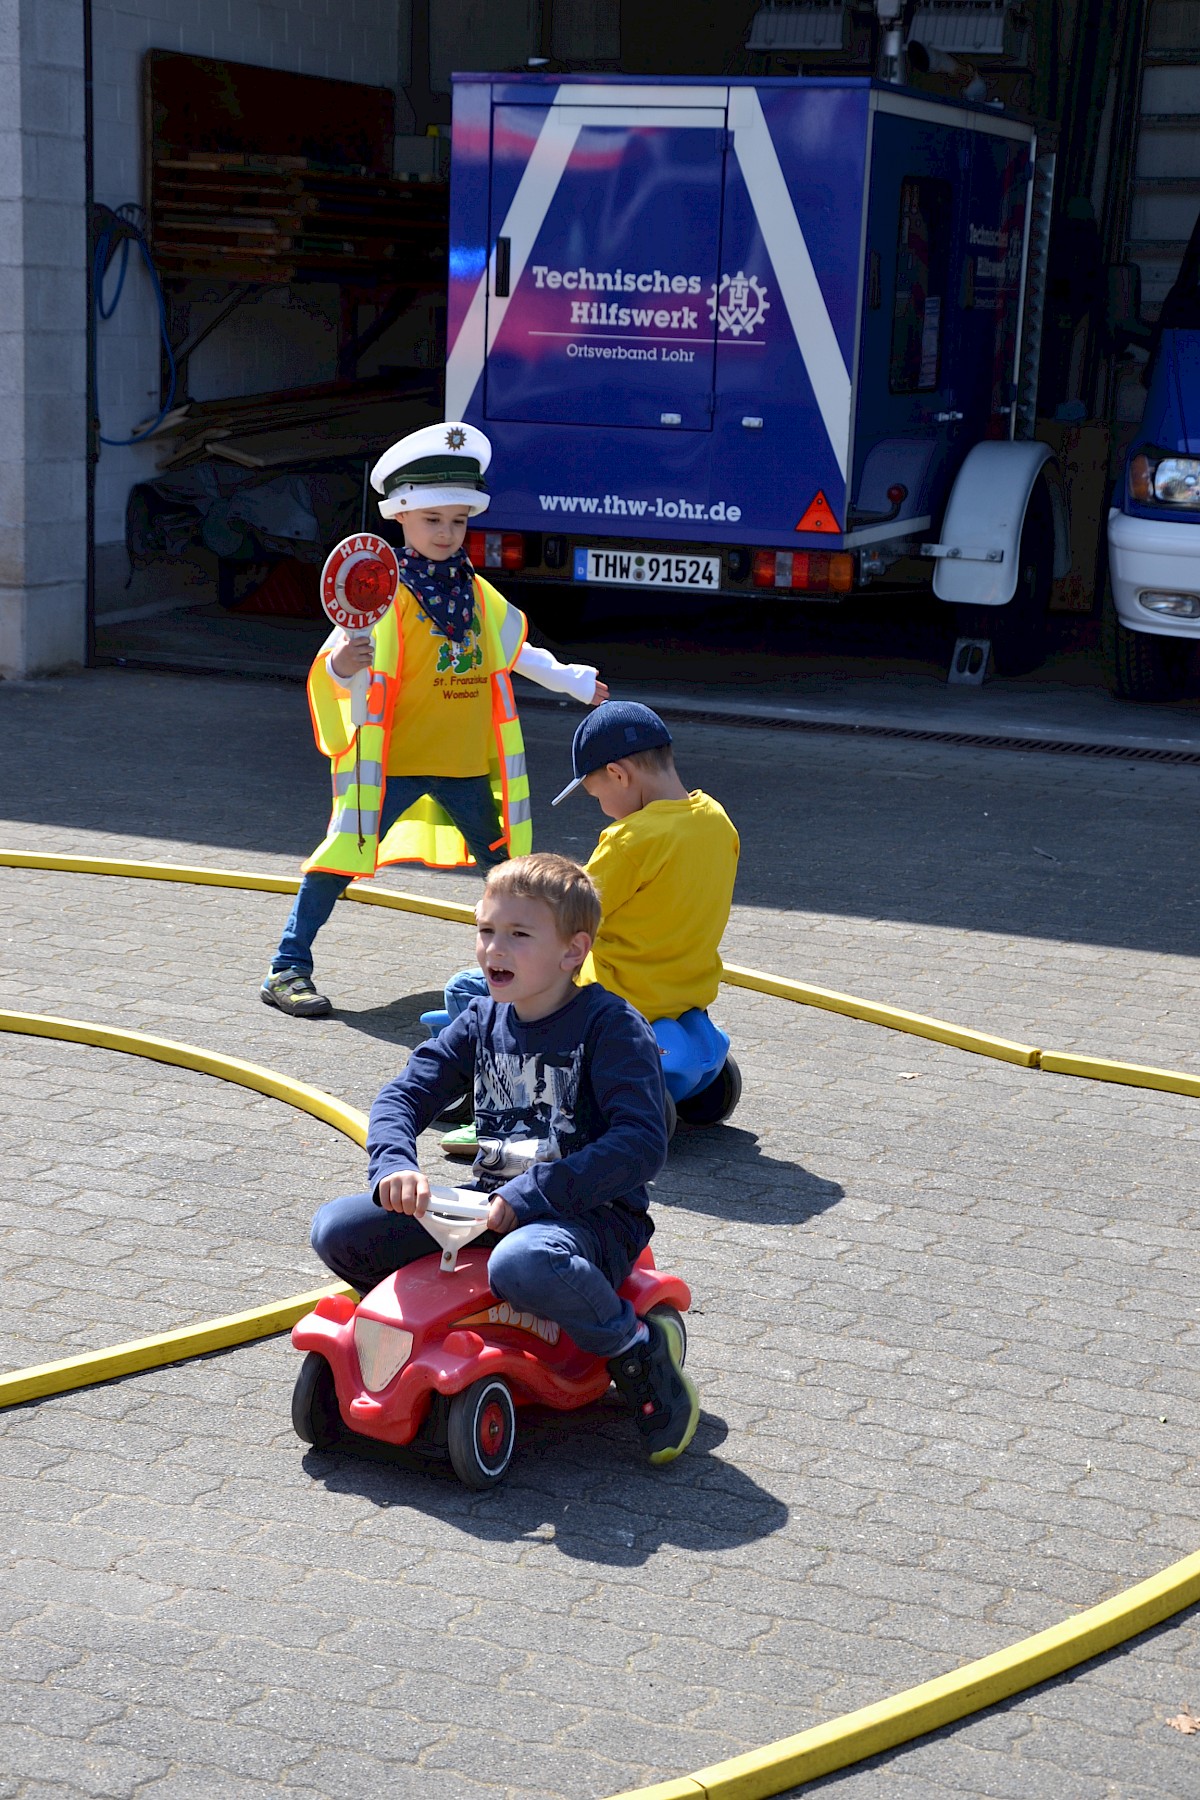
[303,575,532,878]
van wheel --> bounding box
[292,1353,341,1449]
[447,1377,517,1488]
[1112,617,1191,701]
[957,482,1053,677]
[676,1056,743,1127]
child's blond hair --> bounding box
[482,852,601,941]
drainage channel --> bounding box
[621,704,1200,766]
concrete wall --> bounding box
[91,0,405,548]
[0,0,88,677]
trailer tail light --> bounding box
[465,531,526,571]
[751,550,855,592]
[795,552,855,593]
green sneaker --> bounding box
[607,1317,699,1466]
[260,970,332,1019]
[440,1122,477,1159]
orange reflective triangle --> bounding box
[795,490,840,534]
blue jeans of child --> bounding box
[309,1191,642,1358]
[272,773,505,977]
[444,965,490,1017]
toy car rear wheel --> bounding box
[663,1089,678,1144]
[676,1054,742,1127]
[447,1376,517,1488]
[291,1352,341,1450]
[647,1304,688,1367]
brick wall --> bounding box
[0,0,88,676]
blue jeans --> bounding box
[310,1192,641,1358]
[272,773,505,977]
[444,965,490,1018]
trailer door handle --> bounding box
[494,238,511,297]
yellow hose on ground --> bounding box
[0,1006,363,1409]
[1,847,1197,1799]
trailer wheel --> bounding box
[292,1352,341,1449]
[957,482,1053,677]
[1112,617,1191,701]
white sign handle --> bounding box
[347,630,375,727]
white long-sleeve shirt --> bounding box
[325,629,598,703]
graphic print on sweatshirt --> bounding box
[472,1045,583,1189]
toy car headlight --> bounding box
[354,1318,414,1392]
[1130,450,1200,506]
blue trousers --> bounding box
[310,1191,641,1358]
[272,773,505,977]
[444,965,491,1018]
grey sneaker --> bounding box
[261,970,332,1019]
[607,1317,699,1465]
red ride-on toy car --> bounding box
[290,1188,692,1488]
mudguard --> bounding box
[926,440,1070,606]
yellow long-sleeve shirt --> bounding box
[580,790,739,1022]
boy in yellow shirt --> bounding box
[442,702,739,1147]
[261,421,605,1018]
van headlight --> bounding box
[1129,450,1200,506]
[354,1318,413,1392]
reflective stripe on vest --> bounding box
[497,599,525,666]
[331,806,380,836]
[333,763,383,794]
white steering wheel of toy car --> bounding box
[419,1185,494,1272]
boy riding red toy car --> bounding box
[291,1187,691,1488]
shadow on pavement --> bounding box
[302,1402,788,1565]
[658,1127,844,1225]
[6,665,1200,960]
[331,989,446,1052]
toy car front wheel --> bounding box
[291,1352,341,1449]
[663,1088,678,1144]
[447,1376,517,1488]
[676,1054,742,1127]
[647,1303,688,1367]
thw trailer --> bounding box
[446,73,1071,675]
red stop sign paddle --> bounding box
[321,533,400,630]
[320,534,400,725]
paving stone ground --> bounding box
[0,668,1196,1800]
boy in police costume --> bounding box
[262,422,607,1018]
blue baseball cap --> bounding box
[551,701,673,805]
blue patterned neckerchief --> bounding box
[396,546,477,645]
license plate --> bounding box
[574,547,720,589]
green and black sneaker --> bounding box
[440,1122,478,1159]
[260,970,333,1019]
[608,1317,699,1465]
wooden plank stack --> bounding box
[149,152,448,286]
[146,376,442,471]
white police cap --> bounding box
[370,421,492,519]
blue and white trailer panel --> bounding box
[447,73,1035,586]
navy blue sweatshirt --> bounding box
[367,982,668,1232]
